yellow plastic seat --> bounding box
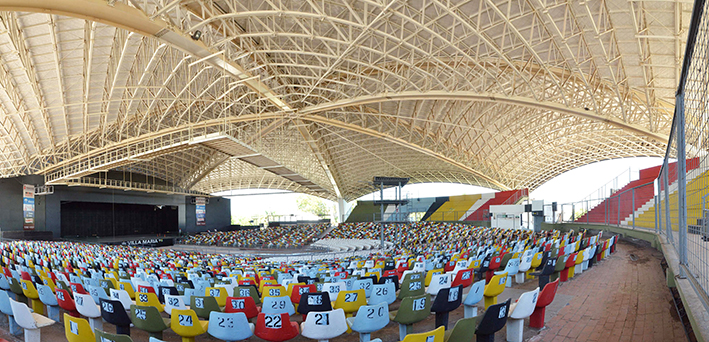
[205,287,229,307]
[401,326,444,342]
[334,289,367,317]
[424,269,443,287]
[527,253,543,280]
[135,292,164,313]
[64,313,95,342]
[171,309,209,342]
[258,279,277,293]
[483,272,507,309]
[40,276,57,292]
[364,271,380,282]
[118,281,136,299]
[262,285,287,298]
[20,279,44,315]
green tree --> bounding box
[296,195,330,218]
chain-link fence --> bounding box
[658,0,709,307]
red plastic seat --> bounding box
[452,268,474,288]
[529,279,559,328]
[69,282,88,295]
[444,259,456,272]
[560,253,577,282]
[137,285,156,294]
[290,284,315,307]
[225,296,260,319]
[239,279,256,286]
[254,312,299,342]
[56,289,80,317]
[485,255,503,283]
[20,271,32,281]
[383,270,397,277]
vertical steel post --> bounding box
[664,164,672,242]
[380,183,384,249]
[617,194,621,227]
[632,188,635,229]
[676,92,688,275]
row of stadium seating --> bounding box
[180,224,328,248]
[0,227,616,342]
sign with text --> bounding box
[196,197,206,226]
[22,185,34,230]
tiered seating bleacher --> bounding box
[0,225,616,342]
[180,224,328,248]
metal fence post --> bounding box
[664,165,672,243]
[676,92,688,276]
[632,188,635,229]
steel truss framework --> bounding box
[0,0,691,201]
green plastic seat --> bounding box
[94,329,133,342]
[190,296,222,319]
[389,294,431,340]
[444,316,477,342]
[129,304,170,339]
[551,255,567,282]
[398,278,425,300]
[233,286,261,306]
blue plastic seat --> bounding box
[261,295,296,316]
[37,284,60,322]
[367,283,395,306]
[208,311,254,341]
[87,284,109,305]
[353,279,374,298]
[0,289,21,335]
[346,302,389,342]
[463,280,485,318]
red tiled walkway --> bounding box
[530,239,685,342]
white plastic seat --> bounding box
[109,288,134,310]
[0,290,21,335]
[346,302,389,342]
[208,311,254,341]
[322,282,346,302]
[506,287,540,342]
[495,258,519,287]
[37,284,60,321]
[73,292,103,330]
[426,274,451,296]
[301,308,348,342]
[164,294,189,315]
[261,296,296,316]
[463,279,485,318]
[368,282,396,306]
[9,298,55,342]
[516,252,533,284]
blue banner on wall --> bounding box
[196,197,206,226]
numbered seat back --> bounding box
[431,285,462,314]
[109,289,133,311]
[261,295,296,315]
[130,304,170,333]
[509,287,539,319]
[536,279,559,308]
[171,308,208,338]
[451,268,474,288]
[352,279,373,298]
[321,282,345,301]
[424,269,443,286]
[56,288,78,313]
[190,295,222,319]
[225,296,260,319]
[20,279,39,299]
[377,275,399,291]
[333,289,366,314]
[398,278,425,299]
[475,298,510,335]
[254,312,299,342]
[74,292,101,318]
[348,302,389,333]
[99,298,131,330]
[64,314,95,342]
[234,286,261,305]
[400,326,444,342]
[164,294,188,315]
[289,284,315,305]
[463,279,485,308]
[205,286,228,306]
[135,292,163,312]
[393,294,431,325]
[427,274,451,295]
[368,282,396,306]
[87,284,109,305]
[37,284,58,306]
[301,308,348,340]
[297,292,332,316]
[94,330,133,342]
[484,273,507,297]
[208,311,254,341]
[530,252,544,269]
[262,285,287,299]
[70,282,88,295]
[157,286,178,304]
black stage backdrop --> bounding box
[60,201,178,238]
